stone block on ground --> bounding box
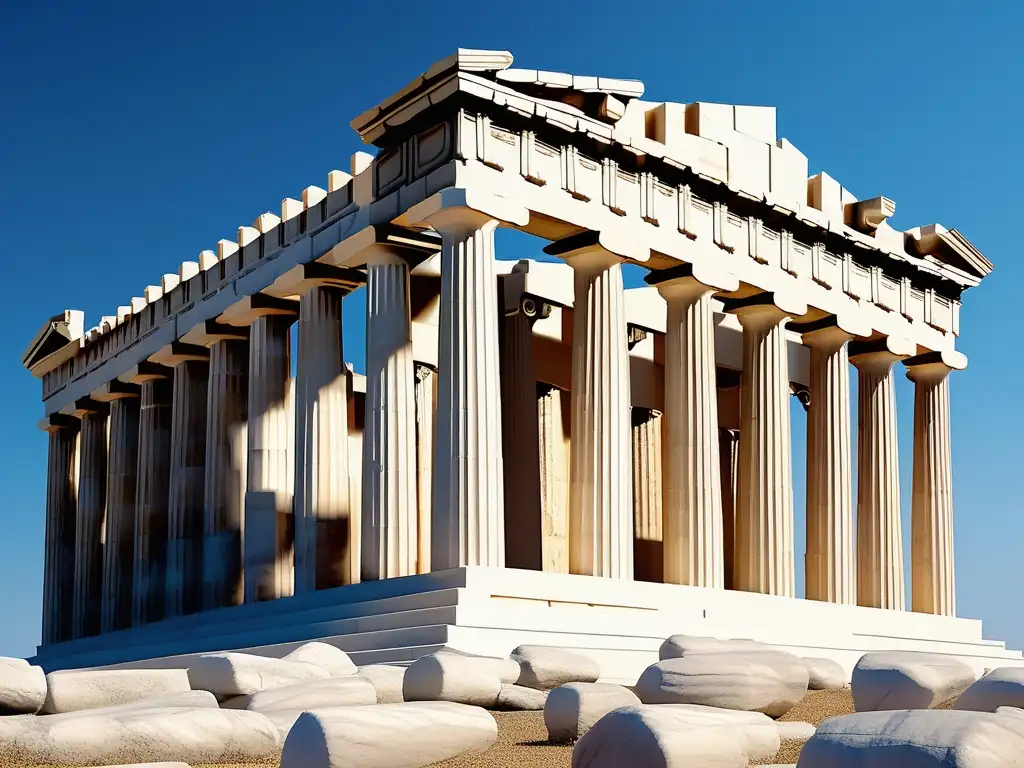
[635,652,807,717]
[798,709,1024,767]
[42,690,219,720]
[545,682,640,742]
[187,651,330,696]
[0,663,45,715]
[572,704,776,767]
[403,653,501,707]
[0,706,280,766]
[496,683,548,710]
[220,675,377,712]
[658,634,767,660]
[356,664,406,703]
[280,701,497,768]
[0,657,29,668]
[803,657,849,690]
[435,646,520,684]
[852,652,976,712]
[282,642,357,677]
[777,720,816,741]
[954,667,1024,712]
[512,645,600,690]
[41,668,191,714]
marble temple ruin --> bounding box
[21,49,1017,676]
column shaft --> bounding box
[567,253,633,579]
[909,366,956,616]
[203,340,248,610]
[363,253,417,580]
[42,424,79,644]
[101,398,140,632]
[74,410,108,638]
[632,408,664,583]
[414,365,436,574]
[166,360,209,617]
[734,307,795,596]
[295,286,352,591]
[431,216,505,569]
[245,314,295,602]
[133,378,173,625]
[854,356,906,609]
[538,385,570,573]
[661,284,724,587]
[804,330,855,604]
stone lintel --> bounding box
[180,320,249,347]
[118,361,172,385]
[38,413,79,433]
[149,341,211,367]
[265,261,367,299]
[904,349,968,379]
[543,228,649,264]
[327,224,443,269]
[720,290,807,320]
[62,397,109,418]
[849,335,917,363]
[218,293,298,327]
[91,379,141,402]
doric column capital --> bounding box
[265,261,366,299]
[722,291,807,331]
[38,413,80,433]
[62,397,109,419]
[327,224,441,270]
[118,361,172,385]
[218,293,298,327]
[905,349,968,383]
[149,341,210,367]
[91,379,141,402]
[405,188,529,239]
[180,320,249,348]
[849,335,916,373]
[795,315,870,351]
[544,229,649,271]
[646,262,739,299]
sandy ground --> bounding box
[0,689,859,768]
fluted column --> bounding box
[655,271,736,588]
[100,393,140,633]
[414,364,436,574]
[727,294,806,596]
[803,322,856,605]
[538,385,570,574]
[850,338,910,610]
[165,357,209,617]
[295,286,353,592]
[548,234,633,580]
[203,338,249,610]
[41,417,79,645]
[73,401,108,638]
[632,408,664,583]
[906,351,962,616]
[361,248,417,581]
[133,373,173,625]
[719,428,738,591]
[246,312,296,602]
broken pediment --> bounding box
[905,224,993,279]
[22,309,84,376]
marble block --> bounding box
[544,682,640,742]
[41,669,191,714]
[280,701,497,768]
[0,706,280,766]
[436,646,521,684]
[0,663,45,715]
[355,664,406,703]
[798,709,1024,767]
[496,683,548,711]
[954,667,1024,712]
[658,634,767,659]
[777,720,816,741]
[803,657,849,690]
[220,676,377,712]
[283,642,357,677]
[42,690,219,720]
[852,652,976,711]
[403,653,502,707]
[512,645,600,690]
[187,652,330,696]
[0,657,29,668]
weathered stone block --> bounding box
[41,669,191,714]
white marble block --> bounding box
[279,701,497,768]
[283,642,357,677]
[658,634,767,659]
[512,645,600,690]
[403,653,502,707]
[436,646,520,684]
[954,667,1024,712]
[41,690,219,720]
[355,664,406,703]
[41,669,191,714]
[220,676,377,712]
[798,709,1024,767]
[0,663,45,715]
[0,706,280,766]
[804,656,850,690]
[852,652,976,711]
[187,652,330,696]
[544,682,640,742]
[497,683,548,711]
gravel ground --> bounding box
[0,688,865,768]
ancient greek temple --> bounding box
[23,49,1017,675]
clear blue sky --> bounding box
[2,0,1020,659]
